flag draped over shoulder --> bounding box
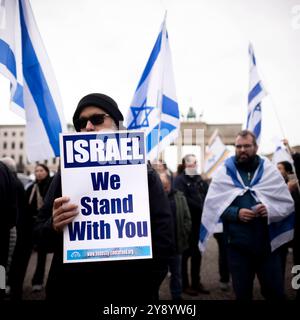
[125,15,180,160]
[199,156,295,252]
[246,43,267,145]
[0,0,66,162]
[204,130,230,178]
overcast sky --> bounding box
[0,0,299,154]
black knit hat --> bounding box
[73,93,124,131]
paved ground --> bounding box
[159,238,296,300]
[21,237,296,300]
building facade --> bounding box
[0,124,62,174]
[0,122,242,174]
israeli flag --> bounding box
[247,43,267,145]
[272,138,293,165]
[0,0,66,162]
[199,156,295,252]
[204,130,230,178]
[125,14,180,160]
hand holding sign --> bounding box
[53,196,79,232]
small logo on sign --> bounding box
[71,251,81,258]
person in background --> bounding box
[152,159,173,176]
[8,164,52,298]
[200,130,294,300]
[277,156,300,300]
[174,154,209,295]
[0,157,25,299]
[0,160,18,300]
[159,172,191,300]
[283,139,300,300]
[28,164,53,291]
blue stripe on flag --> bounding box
[12,83,24,108]
[0,39,24,108]
[146,121,176,152]
[246,111,251,128]
[0,39,17,77]
[250,158,264,186]
[199,224,208,242]
[248,82,262,104]
[146,123,159,152]
[136,30,162,91]
[249,51,256,65]
[225,157,244,188]
[252,118,261,140]
[19,0,62,156]
[269,212,295,242]
[160,121,176,139]
[162,95,179,118]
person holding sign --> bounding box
[35,93,174,302]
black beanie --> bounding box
[73,93,124,131]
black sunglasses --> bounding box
[74,114,110,130]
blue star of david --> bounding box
[254,104,261,112]
[127,99,154,130]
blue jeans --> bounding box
[227,245,285,300]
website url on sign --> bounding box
[87,249,134,257]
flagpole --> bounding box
[267,94,286,139]
[156,11,167,160]
[156,89,162,160]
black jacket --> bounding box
[35,164,174,302]
[0,162,18,268]
[292,153,300,264]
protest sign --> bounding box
[60,131,152,263]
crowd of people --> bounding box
[0,93,299,302]
[0,159,53,300]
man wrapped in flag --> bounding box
[0,0,66,162]
[125,14,179,160]
[199,130,294,300]
[246,43,267,145]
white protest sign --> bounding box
[60,131,152,263]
